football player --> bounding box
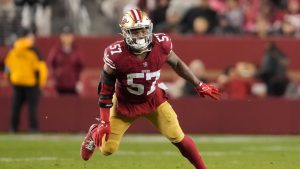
[80,9,221,169]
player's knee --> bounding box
[168,132,184,143]
[101,141,118,156]
[165,125,184,143]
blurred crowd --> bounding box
[0,0,91,46]
[1,0,300,46]
[148,0,300,37]
[168,41,300,99]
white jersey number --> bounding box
[110,44,122,55]
[127,70,160,95]
[154,33,169,42]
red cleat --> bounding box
[80,124,98,161]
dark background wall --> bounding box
[0,96,299,134]
[1,36,300,134]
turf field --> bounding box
[0,134,300,169]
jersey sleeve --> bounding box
[154,33,173,55]
[103,41,124,70]
[103,47,117,70]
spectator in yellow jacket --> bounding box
[4,29,48,133]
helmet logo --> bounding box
[121,16,129,25]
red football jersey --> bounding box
[103,33,172,117]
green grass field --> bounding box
[0,134,300,169]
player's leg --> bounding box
[143,101,184,142]
[81,96,134,160]
[10,86,25,132]
[144,101,206,169]
[98,109,134,156]
[25,86,40,132]
[80,123,98,161]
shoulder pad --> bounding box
[103,40,124,69]
[153,33,173,55]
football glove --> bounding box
[93,108,111,147]
[195,82,221,100]
[93,120,111,147]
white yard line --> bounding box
[0,134,299,143]
[0,157,59,162]
[243,146,300,152]
[115,150,243,157]
[0,134,83,141]
[122,135,299,144]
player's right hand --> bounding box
[195,82,222,100]
[93,120,111,147]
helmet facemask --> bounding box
[122,24,153,52]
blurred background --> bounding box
[0,0,300,134]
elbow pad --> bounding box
[98,71,116,108]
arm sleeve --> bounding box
[97,70,116,108]
[103,49,116,70]
[97,70,116,122]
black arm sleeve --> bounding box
[97,70,116,108]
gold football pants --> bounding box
[99,98,185,156]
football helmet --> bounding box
[119,9,153,53]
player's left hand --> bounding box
[195,82,221,100]
[93,120,111,147]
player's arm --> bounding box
[94,64,116,147]
[98,64,116,114]
[167,51,200,86]
[167,51,221,100]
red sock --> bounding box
[173,135,207,169]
